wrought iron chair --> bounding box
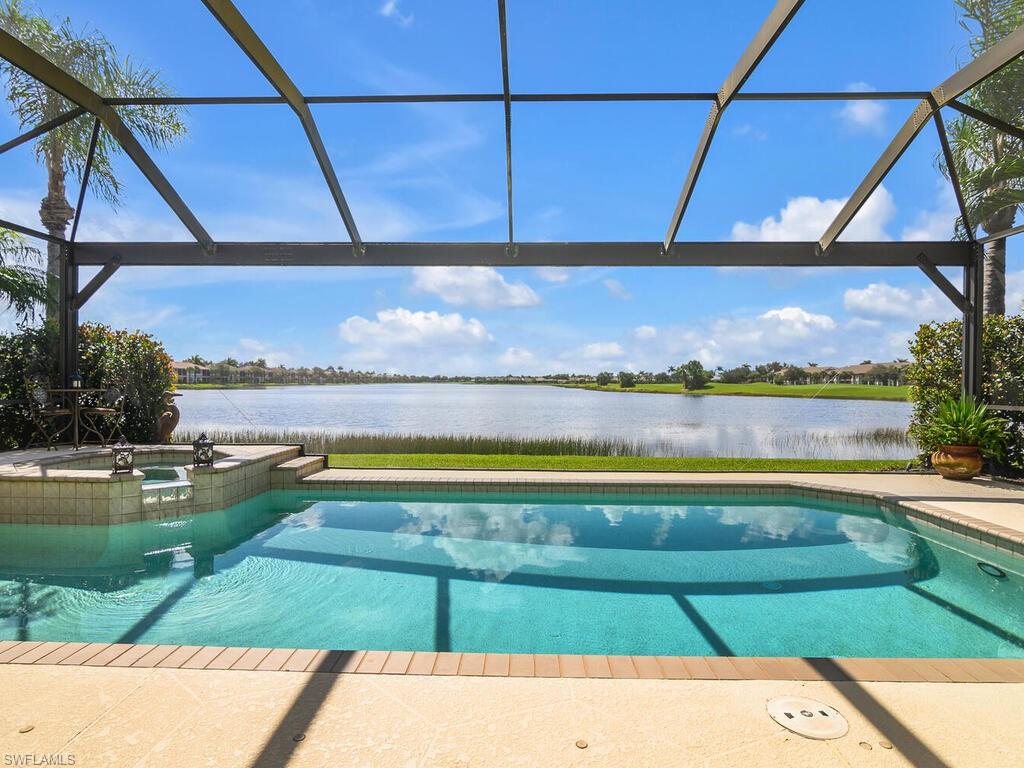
[24,378,72,450]
[79,386,126,447]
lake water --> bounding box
[176,384,914,460]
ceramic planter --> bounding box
[931,444,983,480]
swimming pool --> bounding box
[1,490,1021,658]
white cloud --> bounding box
[78,280,188,334]
[758,306,836,338]
[498,347,536,367]
[846,317,884,331]
[844,281,952,322]
[379,0,414,27]
[74,209,192,242]
[339,307,492,349]
[1006,271,1024,313]
[838,82,887,135]
[336,307,495,373]
[551,340,628,372]
[732,123,767,141]
[731,185,895,242]
[411,266,540,309]
[578,342,624,360]
[901,183,958,241]
[901,208,955,241]
[620,306,839,371]
[535,267,570,283]
[231,337,300,367]
[633,325,657,340]
[602,278,633,301]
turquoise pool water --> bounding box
[138,461,188,486]
[1,490,1021,657]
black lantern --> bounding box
[71,370,82,389]
[192,432,215,467]
[111,436,135,474]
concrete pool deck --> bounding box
[2,662,1023,767]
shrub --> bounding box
[679,360,711,391]
[0,322,174,449]
[78,323,175,442]
[908,315,1024,472]
[595,371,613,386]
[717,364,752,384]
[919,396,1007,459]
[781,366,805,385]
[618,370,637,388]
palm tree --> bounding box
[0,0,186,318]
[940,0,1024,316]
[0,228,47,320]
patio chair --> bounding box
[79,386,126,447]
[24,378,72,450]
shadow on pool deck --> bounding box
[239,655,956,768]
[812,658,952,768]
[251,654,351,768]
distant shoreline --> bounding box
[554,382,910,402]
[174,381,910,402]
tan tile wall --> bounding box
[0,474,141,525]
[1,446,300,525]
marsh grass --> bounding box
[776,427,916,452]
[175,426,916,458]
[175,429,649,456]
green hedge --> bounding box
[908,315,1024,472]
[0,322,174,449]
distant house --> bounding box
[799,365,838,384]
[237,365,268,384]
[212,363,240,383]
[796,361,909,386]
[172,361,211,384]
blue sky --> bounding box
[1,0,1021,373]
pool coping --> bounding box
[2,641,1022,683]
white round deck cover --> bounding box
[766,696,849,740]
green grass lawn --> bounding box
[327,453,906,472]
[557,381,910,401]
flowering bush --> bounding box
[0,322,174,449]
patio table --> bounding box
[48,388,107,450]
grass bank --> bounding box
[557,381,910,402]
[327,454,906,472]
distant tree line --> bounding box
[177,355,597,385]
[597,360,713,391]
[178,355,909,389]
[594,358,911,390]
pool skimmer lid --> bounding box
[766,697,849,740]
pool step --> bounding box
[271,455,327,487]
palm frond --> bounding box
[0,229,47,320]
[0,0,186,208]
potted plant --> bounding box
[922,396,1008,480]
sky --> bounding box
[1,0,1022,374]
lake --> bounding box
[176,384,915,460]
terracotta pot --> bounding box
[931,444,983,480]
